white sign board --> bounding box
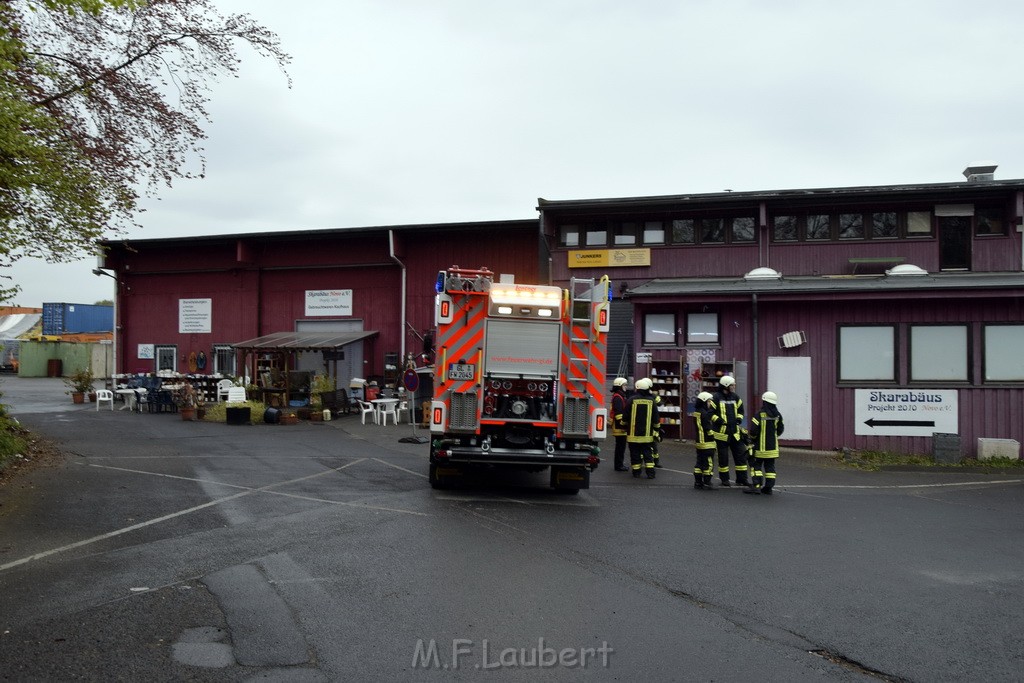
[636,352,652,364]
[137,343,154,359]
[178,298,212,334]
[855,389,958,436]
[305,289,352,317]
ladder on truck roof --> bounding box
[566,276,605,394]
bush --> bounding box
[202,400,268,425]
[0,415,28,472]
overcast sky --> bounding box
[8,0,1024,306]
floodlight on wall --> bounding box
[777,331,807,349]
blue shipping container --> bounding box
[42,303,114,335]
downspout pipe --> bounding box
[751,293,759,400]
[388,230,407,363]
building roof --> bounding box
[538,178,1024,212]
[232,330,379,351]
[99,219,537,250]
[627,271,1024,299]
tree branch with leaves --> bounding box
[0,0,290,300]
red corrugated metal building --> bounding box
[100,220,540,386]
[539,166,1024,457]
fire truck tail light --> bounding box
[599,309,607,326]
[430,402,447,433]
[538,309,553,317]
[592,408,608,438]
[497,305,512,315]
[440,301,450,317]
[595,414,605,432]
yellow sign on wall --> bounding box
[567,248,651,268]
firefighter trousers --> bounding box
[694,447,715,487]
[716,437,749,484]
[613,434,627,469]
[751,456,777,491]
[628,442,656,478]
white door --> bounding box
[766,356,811,441]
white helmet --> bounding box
[696,391,713,403]
[762,391,778,404]
[719,375,736,388]
[613,377,628,387]
[635,378,653,391]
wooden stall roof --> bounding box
[232,330,379,351]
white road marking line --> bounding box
[372,458,427,479]
[0,459,435,573]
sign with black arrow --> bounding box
[854,389,958,436]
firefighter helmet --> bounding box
[697,391,713,403]
[719,375,736,388]
[613,377,628,387]
[635,378,653,391]
[762,391,778,404]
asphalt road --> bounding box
[1,377,1022,682]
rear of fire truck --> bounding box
[428,266,610,493]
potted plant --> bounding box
[178,382,199,421]
[64,367,95,404]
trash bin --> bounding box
[47,358,63,377]
[933,433,961,464]
[226,406,252,425]
[263,407,281,424]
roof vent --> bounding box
[744,267,781,280]
[963,161,997,183]
[886,263,928,277]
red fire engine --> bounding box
[428,266,610,493]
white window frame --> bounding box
[155,345,177,372]
[984,324,1024,382]
[839,326,895,382]
[686,312,719,345]
[643,312,677,346]
[213,344,236,377]
[909,325,969,382]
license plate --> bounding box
[448,363,475,381]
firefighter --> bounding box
[692,391,719,489]
[651,389,663,468]
[625,377,660,479]
[744,391,785,495]
[712,375,747,486]
[610,377,630,471]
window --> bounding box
[984,325,1024,381]
[213,344,236,376]
[644,313,677,345]
[584,223,607,247]
[976,206,1005,235]
[672,219,695,244]
[155,345,177,372]
[643,220,665,244]
[872,212,898,239]
[701,218,725,243]
[839,213,864,239]
[560,224,579,247]
[838,326,895,381]
[907,211,932,236]
[687,312,719,345]
[909,325,968,381]
[731,217,756,243]
[773,215,797,241]
[613,222,638,246]
[807,214,831,240]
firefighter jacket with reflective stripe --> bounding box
[749,404,784,458]
[693,405,720,450]
[611,389,628,437]
[711,390,744,442]
[625,391,659,444]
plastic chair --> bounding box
[378,401,398,426]
[95,389,114,411]
[396,400,410,424]
[216,379,234,402]
[226,387,247,404]
[357,400,377,425]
